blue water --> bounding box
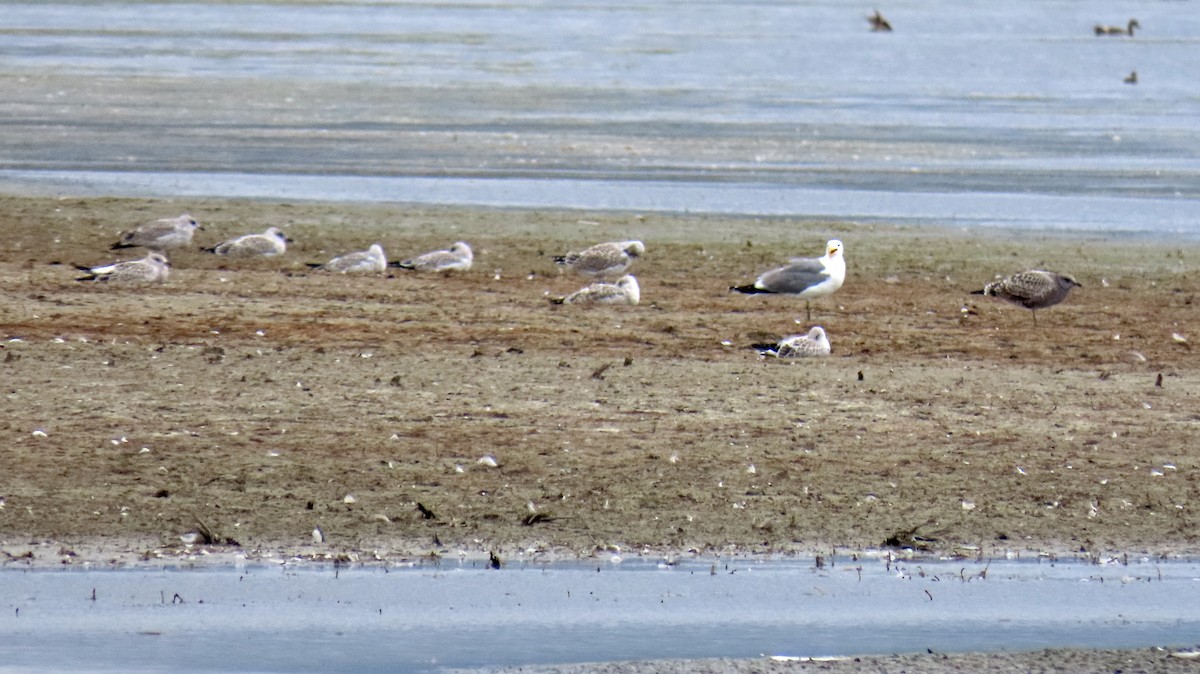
[2,556,1199,672]
[1,0,1199,234]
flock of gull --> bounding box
[75,213,1082,358]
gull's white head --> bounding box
[825,240,843,259]
[624,241,646,257]
[617,274,640,305]
[449,241,473,261]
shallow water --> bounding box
[1,556,1198,672]
[2,0,1199,236]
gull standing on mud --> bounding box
[553,240,645,278]
[971,270,1082,325]
[751,326,831,358]
[390,241,473,272]
[75,252,171,284]
[110,214,200,251]
[307,243,387,274]
[204,227,291,258]
[731,239,845,321]
[551,274,640,306]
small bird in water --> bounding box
[389,241,473,272]
[110,214,200,251]
[1094,18,1140,36]
[731,239,846,322]
[1123,70,1138,85]
[971,270,1082,325]
[75,252,171,284]
[751,326,832,358]
[867,9,892,32]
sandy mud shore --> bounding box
[2,194,1197,563]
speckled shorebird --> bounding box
[553,240,645,278]
[111,214,200,251]
[731,239,846,321]
[204,227,291,257]
[751,326,832,358]
[390,241,473,272]
[1094,18,1140,36]
[307,243,387,274]
[971,270,1082,324]
[75,252,171,284]
[551,274,640,306]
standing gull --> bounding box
[551,275,640,306]
[553,240,645,278]
[307,243,387,274]
[111,214,200,251]
[731,239,846,321]
[204,227,291,258]
[751,326,831,358]
[75,252,170,284]
[390,241,473,272]
[971,270,1081,324]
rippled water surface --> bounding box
[2,556,1200,672]
[2,0,1199,235]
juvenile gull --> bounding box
[111,214,200,251]
[390,241,473,272]
[971,270,1082,324]
[551,274,640,306]
[553,240,644,278]
[307,243,387,274]
[75,252,170,284]
[731,239,846,321]
[204,227,290,258]
[751,326,831,358]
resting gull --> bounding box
[731,239,846,321]
[554,240,644,278]
[307,243,387,274]
[75,252,170,284]
[971,270,1081,324]
[551,275,640,306]
[204,227,291,258]
[111,214,200,251]
[390,241,473,272]
[751,326,831,358]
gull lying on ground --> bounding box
[204,227,291,257]
[307,243,387,274]
[390,241,473,272]
[551,275,640,305]
[751,326,831,358]
[111,214,200,251]
[554,240,645,278]
[971,270,1081,325]
[731,239,845,321]
[75,252,170,284]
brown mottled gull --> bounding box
[971,270,1081,324]
[553,240,644,278]
[751,326,831,358]
[205,227,291,257]
[111,214,200,251]
[551,275,640,306]
[75,252,170,284]
[308,243,387,274]
[390,241,473,272]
